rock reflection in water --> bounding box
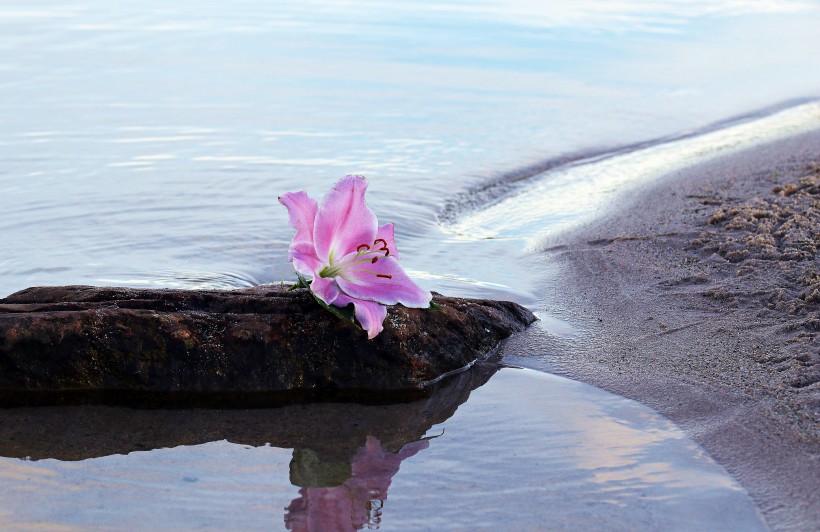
[0,364,766,530]
[0,359,496,530]
[0,359,493,461]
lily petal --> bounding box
[375,222,399,260]
[313,176,378,264]
[336,255,432,308]
[335,293,388,339]
[278,191,317,247]
[288,241,322,277]
[310,275,341,306]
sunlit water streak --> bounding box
[445,101,820,251]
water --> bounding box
[1,0,818,299]
[448,101,820,249]
[0,366,764,530]
[1,1,818,528]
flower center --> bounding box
[318,238,392,279]
[356,239,391,261]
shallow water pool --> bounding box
[0,366,764,530]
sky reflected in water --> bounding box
[0,0,818,298]
[0,368,765,530]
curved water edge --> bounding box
[0,366,765,531]
[442,99,820,252]
[396,99,820,312]
[439,97,820,225]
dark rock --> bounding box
[0,285,535,406]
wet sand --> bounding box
[506,128,819,530]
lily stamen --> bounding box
[373,238,390,256]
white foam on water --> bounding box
[445,102,820,250]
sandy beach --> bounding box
[504,128,819,530]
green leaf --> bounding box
[311,292,360,329]
[428,301,443,312]
[291,271,360,329]
[288,272,312,291]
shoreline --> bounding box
[504,128,819,530]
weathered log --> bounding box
[0,285,535,406]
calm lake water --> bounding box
[1,0,819,529]
[1,0,818,299]
[0,366,766,530]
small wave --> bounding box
[98,269,260,290]
[441,99,820,250]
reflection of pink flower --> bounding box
[285,436,429,531]
[279,175,432,339]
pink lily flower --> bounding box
[279,175,432,339]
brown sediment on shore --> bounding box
[507,128,819,530]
